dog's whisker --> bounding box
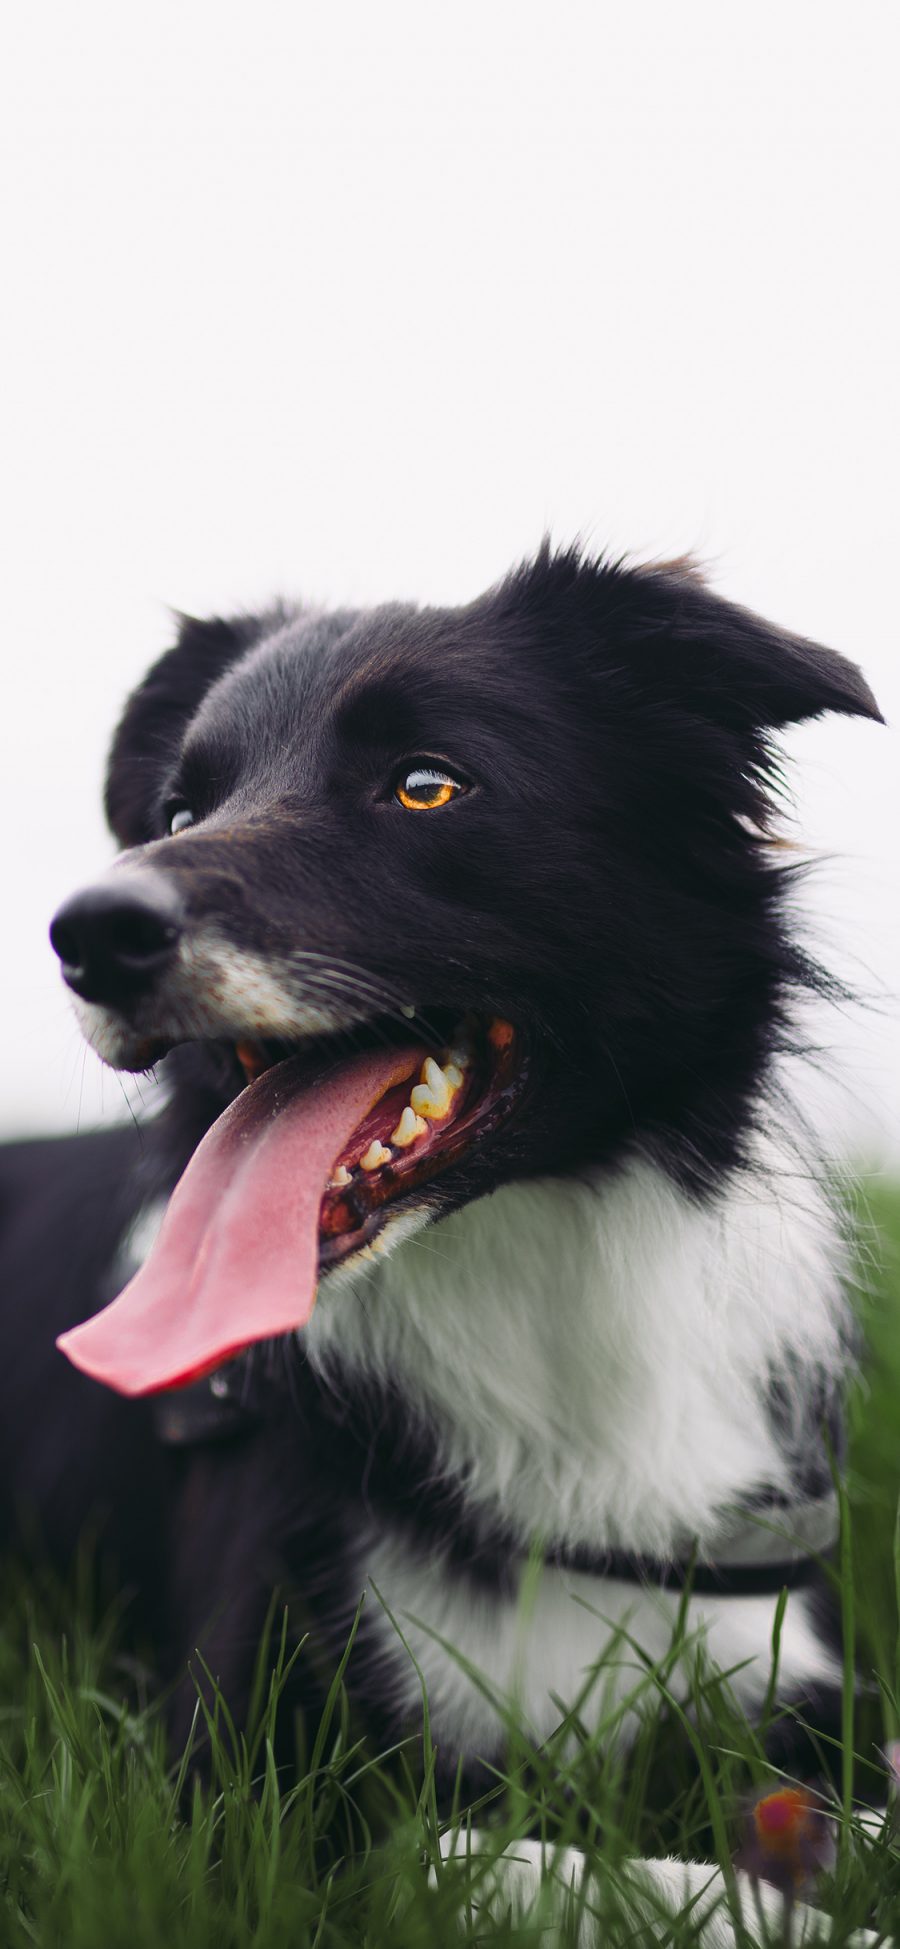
[75,1044,88,1137]
[113,1071,145,1141]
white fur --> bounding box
[305,1126,848,1754]
[437,1834,879,1946]
[360,1527,838,1759]
[74,921,361,1067]
[307,1132,847,1556]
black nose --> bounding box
[49,875,184,1006]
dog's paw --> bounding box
[434,1831,883,1946]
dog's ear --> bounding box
[105,612,266,846]
[622,558,883,733]
[510,547,882,734]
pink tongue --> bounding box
[56,1045,420,1398]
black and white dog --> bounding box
[0,547,885,1937]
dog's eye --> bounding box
[394,766,464,811]
[167,805,195,836]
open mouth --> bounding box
[233,1013,525,1270]
[56,1010,528,1398]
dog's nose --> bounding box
[49,875,184,1006]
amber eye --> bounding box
[394,766,464,811]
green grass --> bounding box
[3,1184,900,1946]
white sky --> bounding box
[1,1,898,1160]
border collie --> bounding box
[0,546,885,1939]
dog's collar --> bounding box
[553,1490,840,1595]
[153,1360,839,1595]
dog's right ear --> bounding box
[105,613,263,846]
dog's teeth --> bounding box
[411,1068,450,1118]
[329,1163,352,1189]
[391,1106,429,1147]
[446,1023,473,1068]
[410,1056,463,1120]
[400,1003,416,1019]
[359,1140,392,1172]
[426,1056,454,1099]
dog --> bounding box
[0,546,886,1940]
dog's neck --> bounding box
[304,1128,850,1561]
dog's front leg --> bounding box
[436,1832,881,1945]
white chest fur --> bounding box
[305,1136,848,1752]
[307,1138,848,1556]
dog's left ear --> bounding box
[105,611,271,847]
[620,559,884,733]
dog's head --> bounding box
[50,549,881,1393]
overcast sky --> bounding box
[1,1,897,1162]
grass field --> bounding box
[3,1183,900,1946]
